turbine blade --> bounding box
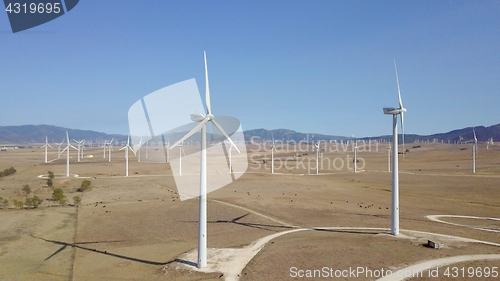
[66,131,70,143]
[204,51,211,114]
[170,118,209,149]
[210,119,241,153]
[473,127,477,142]
[394,59,403,109]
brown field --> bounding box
[0,142,499,280]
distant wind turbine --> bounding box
[120,135,135,177]
[108,138,114,162]
[314,141,320,174]
[42,136,52,163]
[472,128,477,174]
[73,139,84,162]
[56,139,64,159]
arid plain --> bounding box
[0,142,499,280]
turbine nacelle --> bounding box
[383,107,406,115]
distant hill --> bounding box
[361,123,500,143]
[0,125,126,144]
[246,124,500,143]
[0,123,498,144]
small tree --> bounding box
[13,199,24,209]
[73,196,81,206]
[47,178,53,187]
[22,184,31,196]
[52,188,66,205]
[78,180,92,192]
[48,171,54,179]
[0,197,8,207]
[26,196,43,208]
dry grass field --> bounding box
[0,142,499,280]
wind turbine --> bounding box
[108,138,114,162]
[169,51,240,268]
[314,141,319,174]
[61,132,78,177]
[120,135,135,177]
[134,138,143,162]
[101,141,107,158]
[382,60,407,236]
[56,139,64,159]
[41,136,52,163]
[472,128,477,174]
[354,140,358,173]
[73,139,84,162]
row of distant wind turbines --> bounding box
[41,132,180,178]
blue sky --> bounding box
[1,1,499,137]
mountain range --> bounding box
[0,123,498,144]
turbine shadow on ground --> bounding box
[31,235,196,267]
[179,213,296,232]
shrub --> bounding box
[13,199,24,209]
[22,184,31,196]
[78,180,92,192]
[47,178,53,187]
[73,196,81,206]
[0,197,8,207]
[52,188,66,205]
[26,196,43,208]
[48,171,54,179]
[0,167,16,177]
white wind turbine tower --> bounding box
[382,60,407,236]
[166,139,170,162]
[314,141,320,174]
[56,139,64,159]
[80,143,86,159]
[73,139,84,162]
[120,135,135,177]
[108,138,114,162]
[61,132,78,178]
[134,138,143,162]
[169,51,241,268]
[42,136,52,163]
[472,128,477,174]
[101,141,107,158]
[353,139,366,173]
